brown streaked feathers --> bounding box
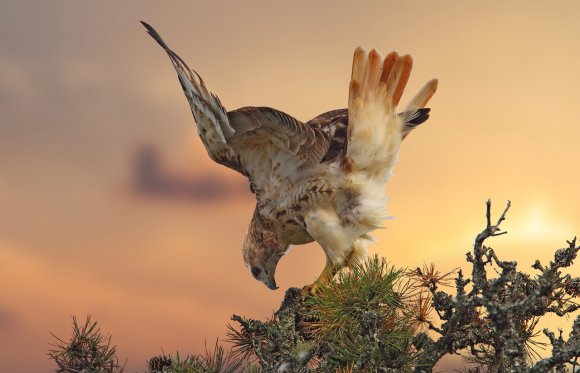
[142,21,438,291]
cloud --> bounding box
[131,144,251,201]
[0,308,15,332]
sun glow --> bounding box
[513,204,573,243]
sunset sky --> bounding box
[1,1,579,372]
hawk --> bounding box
[142,22,437,292]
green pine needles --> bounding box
[48,201,580,372]
[146,341,247,373]
[48,315,125,373]
[225,255,438,372]
[303,257,421,372]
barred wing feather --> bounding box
[142,22,330,179]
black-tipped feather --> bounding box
[405,108,430,126]
[141,21,206,85]
[141,21,169,49]
[141,22,434,201]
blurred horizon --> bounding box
[1,1,579,371]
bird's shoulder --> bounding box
[306,109,349,163]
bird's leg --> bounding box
[344,247,358,268]
[303,239,369,294]
[301,209,352,295]
[303,257,341,295]
[344,238,369,268]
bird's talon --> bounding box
[143,24,438,295]
[303,283,322,295]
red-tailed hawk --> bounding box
[142,22,437,292]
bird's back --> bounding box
[306,109,349,164]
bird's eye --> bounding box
[251,267,262,278]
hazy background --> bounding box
[1,1,579,371]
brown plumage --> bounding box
[142,22,438,291]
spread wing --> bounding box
[142,22,330,181]
[227,106,330,170]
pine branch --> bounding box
[50,201,580,373]
[413,200,580,373]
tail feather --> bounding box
[351,47,368,85]
[343,47,438,234]
[346,47,438,177]
[348,47,368,108]
[388,55,413,107]
[401,108,430,139]
[404,108,431,126]
[346,47,410,180]
[379,52,399,87]
[405,78,438,111]
[361,49,383,101]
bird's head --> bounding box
[242,213,289,290]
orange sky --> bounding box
[1,1,579,372]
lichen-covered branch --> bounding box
[412,200,580,373]
[224,200,580,373]
[50,201,580,373]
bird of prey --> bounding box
[142,22,437,292]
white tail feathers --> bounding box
[405,78,439,111]
[347,48,406,180]
[346,47,437,180]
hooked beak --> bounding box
[264,253,284,290]
[266,277,278,290]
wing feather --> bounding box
[143,23,436,188]
[227,107,330,167]
[142,22,330,180]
